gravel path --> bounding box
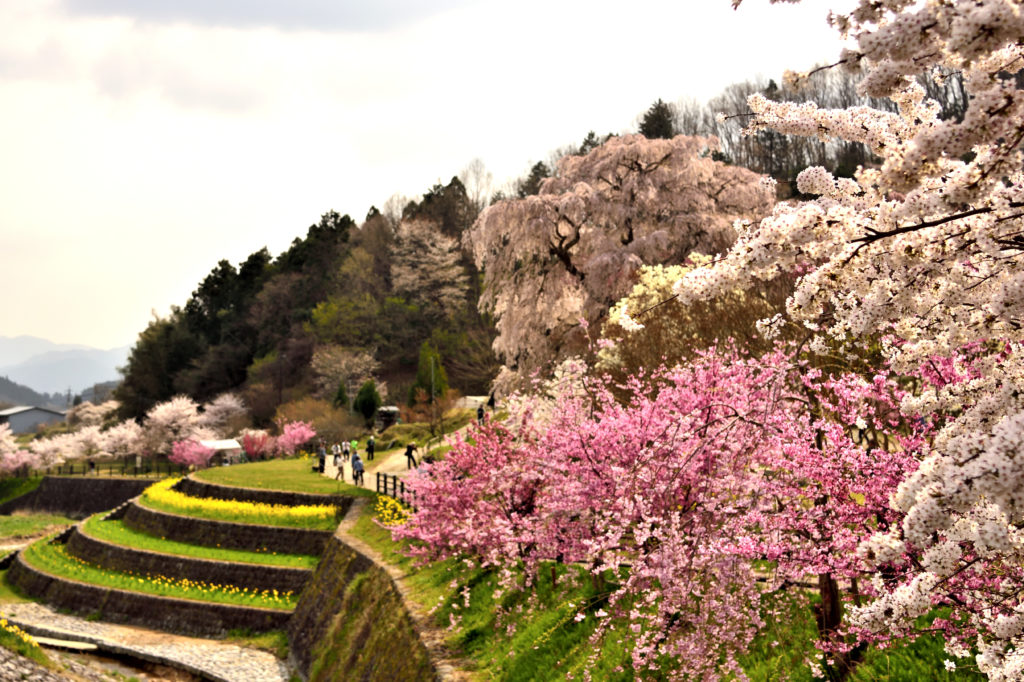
[0,645,121,682]
[1,602,290,682]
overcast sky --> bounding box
[0,0,852,350]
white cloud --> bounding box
[0,0,854,348]
[59,0,486,32]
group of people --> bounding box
[317,435,377,486]
[333,436,375,485]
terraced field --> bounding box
[7,476,345,637]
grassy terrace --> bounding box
[139,478,339,530]
[0,514,75,543]
[81,515,320,569]
[0,478,42,507]
[21,539,297,610]
[195,456,375,497]
[356,500,985,681]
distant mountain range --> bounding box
[0,335,130,399]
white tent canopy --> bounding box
[200,439,242,453]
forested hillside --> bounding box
[114,181,497,424]
[0,377,64,410]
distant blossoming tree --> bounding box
[29,433,69,468]
[198,392,246,436]
[68,425,106,461]
[100,420,143,459]
[391,217,470,321]
[0,424,36,474]
[143,396,212,456]
[310,345,379,402]
[67,400,119,428]
[465,134,772,388]
[274,421,315,456]
[240,429,272,460]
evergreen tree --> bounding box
[639,98,677,139]
[333,380,348,410]
[409,341,448,405]
[353,380,382,427]
[516,161,551,198]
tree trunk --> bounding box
[815,573,865,681]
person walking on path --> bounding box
[317,440,327,474]
[405,442,418,469]
[366,435,375,461]
[350,446,360,481]
[334,449,345,481]
[477,404,485,425]
[351,452,365,486]
[342,440,351,458]
[331,442,341,468]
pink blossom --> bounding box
[168,439,215,469]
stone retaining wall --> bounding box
[178,477,352,515]
[122,501,333,556]
[0,477,152,519]
[289,536,435,681]
[66,526,312,594]
[7,553,291,637]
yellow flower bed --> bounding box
[375,495,410,527]
[23,541,295,609]
[0,618,38,648]
[142,478,337,529]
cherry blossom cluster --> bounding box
[0,424,34,473]
[168,439,216,468]
[274,420,316,456]
[4,392,253,472]
[676,1,1024,676]
[465,133,772,390]
[395,346,921,679]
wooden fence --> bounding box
[375,472,415,509]
[18,458,188,479]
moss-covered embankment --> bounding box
[289,536,436,682]
[0,477,151,519]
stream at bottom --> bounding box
[42,645,202,681]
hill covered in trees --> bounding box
[114,58,963,423]
[114,178,498,424]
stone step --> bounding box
[33,636,98,651]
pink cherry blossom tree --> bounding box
[240,429,272,460]
[274,420,316,457]
[169,439,216,469]
[397,347,922,679]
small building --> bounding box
[200,439,244,466]
[0,405,66,434]
[375,406,400,432]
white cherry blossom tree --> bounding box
[676,1,1024,676]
